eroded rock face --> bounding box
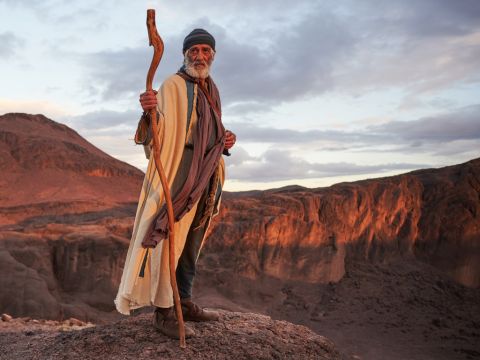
[206,175,426,285]
[413,161,480,287]
[205,159,480,287]
[0,213,133,321]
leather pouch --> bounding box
[134,111,152,145]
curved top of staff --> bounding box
[146,9,164,92]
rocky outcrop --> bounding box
[204,158,480,288]
[0,213,133,321]
[0,311,340,360]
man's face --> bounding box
[184,44,215,79]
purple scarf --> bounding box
[142,72,225,247]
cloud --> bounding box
[44,103,479,184]
[213,9,355,105]
[0,0,103,24]
[80,34,185,101]
[60,101,476,161]
[391,0,480,38]
[226,148,423,182]
[226,145,257,166]
[61,103,480,163]
[79,7,355,106]
[0,32,24,59]
[62,109,139,130]
[230,121,366,144]
[369,104,480,143]
[81,47,148,100]
[59,109,143,160]
[224,101,273,116]
[0,0,43,6]
[430,140,480,157]
[228,104,480,157]
[75,0,480,109]
[0,99,69,118]
[332,0,480,95]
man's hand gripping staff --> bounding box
[145,9,186,348]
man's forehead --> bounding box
[188,44,213,50]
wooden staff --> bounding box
[146,9,186,348]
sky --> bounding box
[1,0,479,191]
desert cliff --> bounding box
[205,158,480,288]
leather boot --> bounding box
[181,298,220,322]
[153,307,195,339]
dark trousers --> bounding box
[176,184,221,299]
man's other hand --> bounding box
[139,90,158,111]
[224,130,236,150]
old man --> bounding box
[115,28,236,339]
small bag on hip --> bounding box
[134,111,152,145]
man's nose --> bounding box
[196,51,207,61]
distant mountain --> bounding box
[0,113,143,210]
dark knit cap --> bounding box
[183,28,215,53]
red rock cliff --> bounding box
[204,159,480,288]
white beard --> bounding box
[184,56,211,79]
[185,64,210,79]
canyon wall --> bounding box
[205,159,480,288]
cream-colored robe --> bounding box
[115,74,225,314]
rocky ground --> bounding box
[0,311,339,360]
[194,257,480,360]
[3,257,477,360]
